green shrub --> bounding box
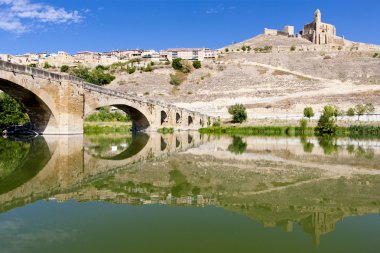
[172,58,183,70]
[144,63,153,72]
[303,107,315,120]
[95,65,109,71]
[225,48,229,52]
[228,104,247,123]
[60,65,69,73]
[87,69,116,85]
[192,60,201,69]
[290,45,296,51]
[212,121,221,127]
[346,108,355,117]
[127,67,136,74]
[43,62,51,69]
[254,46,272,53]
[71,66,115,86]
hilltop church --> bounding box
[264,9,345,46]
[301,9,345,45]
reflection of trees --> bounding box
[228,136,247,154]
[300,136,314,153]
[0,138,30,180]
[0,137,51,194]
[317,135,339,155]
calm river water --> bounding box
[0,132,380,253]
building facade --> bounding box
[163,48,216,61]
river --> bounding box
[0,132,380,253]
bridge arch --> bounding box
[0,78,58,134]
[86,102,150,132]
[176,113,181,124]
[161,110,168,125]
[188,115,193,126]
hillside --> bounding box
[106,34,380,123]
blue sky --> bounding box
[1,0,379,54]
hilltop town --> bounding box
[1,9,380,124]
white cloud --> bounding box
[205,5,236,15]
[0,0,82,34]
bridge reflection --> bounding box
[1,134,380,246]
[0,131,212,212]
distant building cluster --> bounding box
[0,47,217,68]
[264,9,345,46]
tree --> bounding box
[71,66,115,86]
[172,58,183,70]
[365,103,375,114]
[192,60,201,69]
[303,107,315,120]
[225,48,229,52]
[43,62,51,69]
[346,108,355,117]
[241,46,247,51]
[60,65,69,73]
[87,69,116,86]
[228,104,247,123]
[316,105,338,135]
[354,103,366,120]
[0,93,30,129]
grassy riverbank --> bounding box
[84,122,131,134]
[199,125,380,138]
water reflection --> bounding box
[0,133,380,250]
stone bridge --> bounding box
[0,60,217,134]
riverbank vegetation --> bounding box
[84,107,131,133]
[0,93,29,130]
[204,103,379,138]
[85,107,130,123]
[157,127,174,134]
[84,125,131,134]
[199,125,380,138]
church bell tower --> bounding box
[314,9,321,23]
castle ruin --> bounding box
[263,9,345,46]
[301,9,345,45]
